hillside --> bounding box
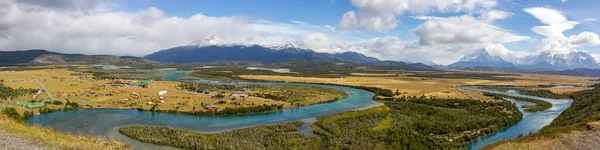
[484,86,600,149]
[0,50,155,66]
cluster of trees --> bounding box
[517,89,571,99]
[0,83,38,100]
[217,104,280,115]
[122,95,522,150]
[483,92,552,112]
[142,104,283,115]
[119,121,318,149]
[2,107,23,123]
[312,97,521,149]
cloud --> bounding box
[0,0,336,56]
[568,32,600,46]
[479,10,513,23]
[338,0,498,32]
[524,7,579,40]
[413,15,529,45]
[346,35,525,65]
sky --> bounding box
[1,0,600,65]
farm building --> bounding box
[231,92,248,98]
[139,80,152,88]
[205,105,218,111]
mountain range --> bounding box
[0,50,154,65]
[144,36,380,64]
[450,49,599,70]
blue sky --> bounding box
[1,0,600,65]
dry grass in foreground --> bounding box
[0,112,129,150]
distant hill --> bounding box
[144,36,380,64]
[368,61,434,69]
[0,49,155,66]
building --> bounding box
[139,80,152,88]
[204,105,218,111]
[231,92,248,98]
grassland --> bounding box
[0,69,346,114]
[240,71,595,99]
[0,110,129,149]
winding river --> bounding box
[25,70,572,149]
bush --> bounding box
[2,107,23,123]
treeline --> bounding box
[0,83,38,100]
[119,121,320,149]
[312,97,521,149]
[517,89,571,99]
[139,104,283,115]
[483,92,552,112]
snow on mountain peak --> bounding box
[188,35,225,47]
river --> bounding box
[26,70,382,149]
[25,70,572,149]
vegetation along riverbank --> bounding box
[121,97,521,149]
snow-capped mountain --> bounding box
[188,35,225,47]
[145,36,381,63]
[449,49,515,68]
[521,51,599,69]
[269,44,299,50]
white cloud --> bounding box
[524,7,579,40]
[568,32,600,46]
[0,0,336,56]
[297,33,348,53]
[413,15,529,45]
[338,0,497,32]
[583,18,598,22]
[479,10,513,23]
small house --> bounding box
[139,80,152,88]
[205,105,218,111]
[158,90,168,96]
[231,92,248,98]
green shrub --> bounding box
[2,107,23,123]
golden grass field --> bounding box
[241,72,596,99]
[0,69,341,114]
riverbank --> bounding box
[482,86,600,149]
[0,111,129,149]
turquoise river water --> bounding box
[25,70,572,149]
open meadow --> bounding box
[0,69,346,114]
[241,71,596,100]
